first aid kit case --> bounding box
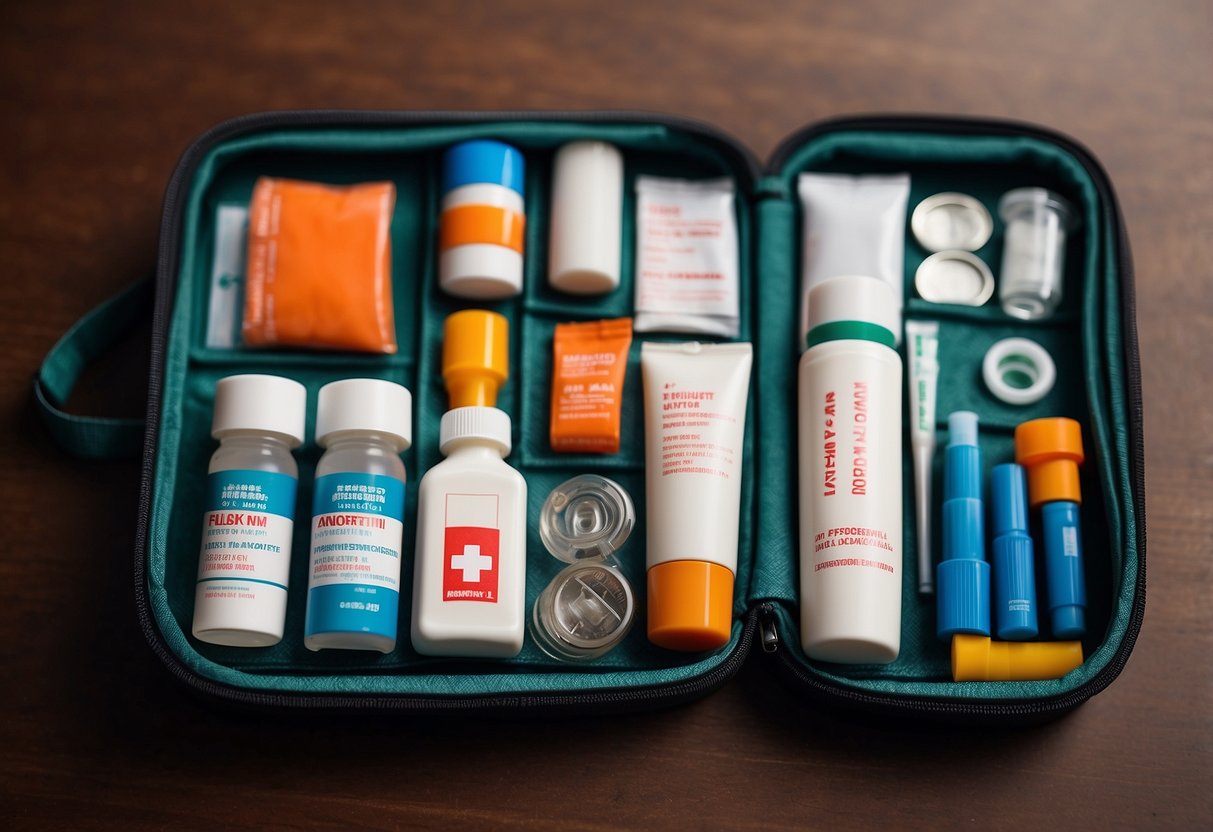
[38,111,1144,720]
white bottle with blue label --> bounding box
[192,374,307,648]
[304,379,412,653]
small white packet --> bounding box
[798,172,910,349]
[634,176,739,337]
[205,203,249,349]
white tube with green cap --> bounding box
[798,275,903,664]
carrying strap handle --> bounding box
[34,278,154,460]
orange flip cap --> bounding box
[647,560,734,652]
[439,204,526,254]
[442,309,509,409]
[1014,417,1084,506]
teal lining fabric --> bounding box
[147,120,1136,702]
[149,122,755,695]
[751,131,1135,698]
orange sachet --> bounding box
[550,318,633,454]
[243,177,398,353]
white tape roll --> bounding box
[982,337,1057,406]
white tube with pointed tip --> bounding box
[905,319,940,594]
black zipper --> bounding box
[132,109,763,713]
[760,114,1146,721]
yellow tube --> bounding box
[952,634,1083,681]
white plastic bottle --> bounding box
[798,275,903,664]
[192,374,307,647]
[411,406,527,658]
[548,140,623,295]
[304,379,412,653]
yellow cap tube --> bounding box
[442,309,509,409]
[951,634,1083,682]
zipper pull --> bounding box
[760,604,780,653]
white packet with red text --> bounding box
[633,176,739,337]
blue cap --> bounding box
[442,140,526,196]
[937,558,990,639]
[991,464,1038,640]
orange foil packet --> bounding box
[550,318,633,454]
[243,177,398,353]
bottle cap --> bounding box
[936,556,991,639]
[951,634,1083,682]
[211,374,306,447]
[314,378,412,451]
[442,140,525,196]
[439,406,511,456]
[1015,417,1084,506]
[805,275,899,350]
[948,411,978,447]
[914,250,995,306]
[646,560,734,652]
[911,192,993,252]
[539,474,635,563]
[530,560,636,661]
[442,309,510,408]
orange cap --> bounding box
[1015,417,1084,506]
[952,634,1083,681]
[442,310,509,408]
[646,560,734,652]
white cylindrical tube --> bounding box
[548,141,623,295]
[905,319,940,595]
[641,342,752,652]
[799,276,903,664]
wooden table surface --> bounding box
[2,0,1209,828]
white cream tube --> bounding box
[641,342,752,652]
[798,172,910,350]
[905,319,940,594]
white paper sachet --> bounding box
[634,176,739,337]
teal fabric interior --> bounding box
[147,119,1137,702]
[149,121,756,695]
[752,131,1137,699]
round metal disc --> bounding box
[915,250,995,306]
[911,192,994,252]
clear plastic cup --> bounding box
[998,188,1077,320]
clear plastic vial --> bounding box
[998,187,1077,320]
[304,379,412,653]
[530,474,637,662]
[192,374,307,648]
